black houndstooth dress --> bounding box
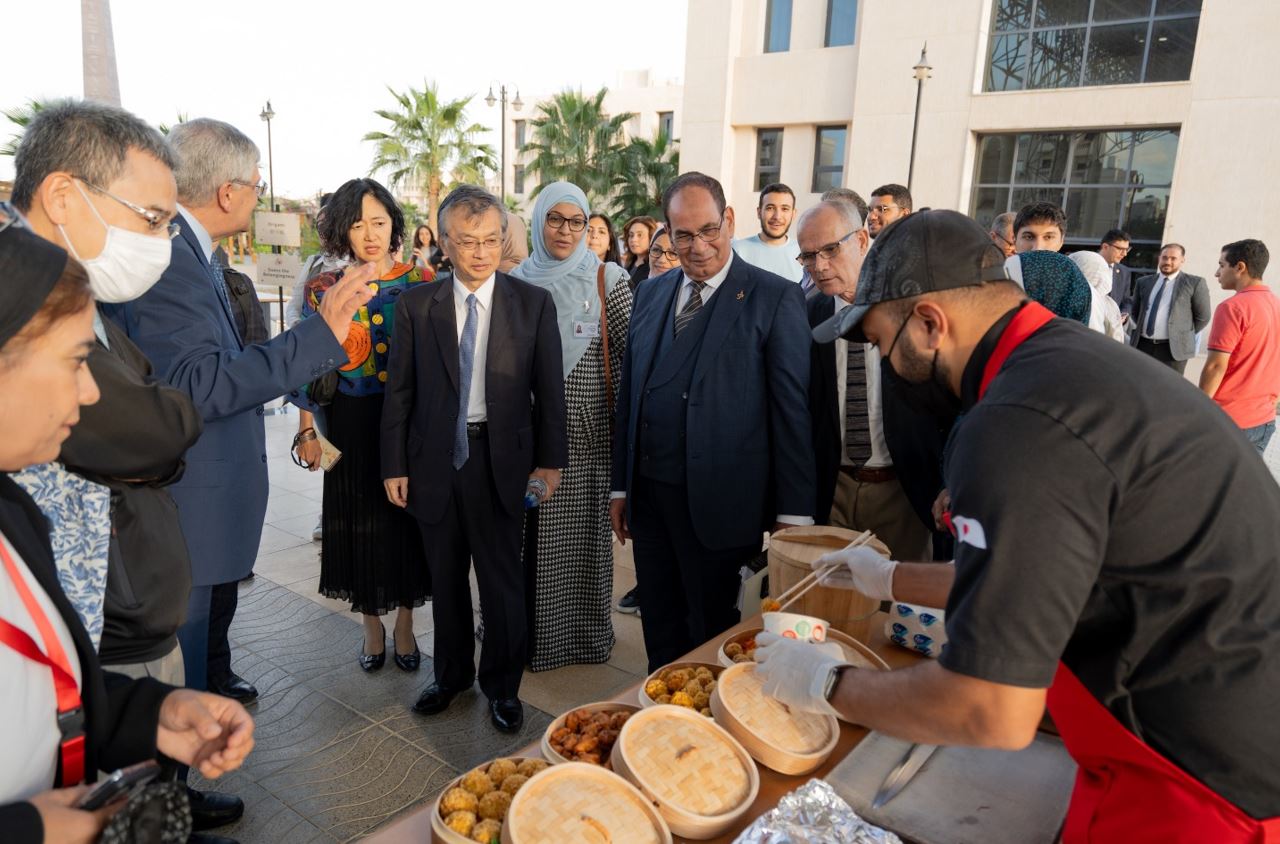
[526,279,633,671]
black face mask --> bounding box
[879,312,962,421]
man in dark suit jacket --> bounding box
[1129,243,1212,374]
[382,186,566,734]
[799,201,945,562]
[609,173,814,672]
[1100,228,1135,312]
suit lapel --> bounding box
[430,280,459,392]
[179,223,239,343]
[692,258,753,387]
[486,275,513,391]
[631,272,680,391]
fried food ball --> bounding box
[516,758,549,778]
[664,669,690,691]
[732,653,753,663]
[699,707,713,717]
[761,598,782,612]
[486,758,517,787]
[500,773,528,796]
[703,679,717,694]
[470,818,502,843]
[656,694,672,705]
[644,678,668,700]
[724,642,743,658]
[670,691,695,708]
[682,678,703,696]
[478,790,512,822]
[695,667,714,682]
[444,810,477,836]
[609,711,632,730]
[693,692,710,709]
[441,786,479,815]
[460,769,495,797]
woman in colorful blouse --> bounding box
[294,179,430,673]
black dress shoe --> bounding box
[489,698,524,733]
[394,642,421,672]
[412,682,461,715]
[359,622,386,672]
[187,787,244,831]
[207,673,258,705]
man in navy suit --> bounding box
[104,119,373,707]
[610,172,815,671]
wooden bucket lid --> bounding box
[768,526,892,569]
[715,663,835,755]
[502,762,671,844]
[615,704,755,817]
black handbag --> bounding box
[97,781,191,844]
[307,369,339,406]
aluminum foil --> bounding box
[733,779,902,844]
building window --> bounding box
[755,128,783,191]
[513,164,525,195]
[658,111,674,141]
[764,0,793,53]
[812,126,847,193]
[514,120,526,150]
[825,0,857,47]
[984,0,1200,92]
[970,127,1179,265]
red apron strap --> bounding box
[978,301,1055,400]
[0,539,86,786]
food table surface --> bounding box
[367,613,923,844]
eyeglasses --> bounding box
[868,204,899,216]
[77,178,181,239]
[1104,242,1131,255]
[448,235,502,252]
[649,246,679,262]
[797,229,858,267]
[545,212,587,232]
[230,179,268,198]
[672,215,725,248]
[991,231,1014,249]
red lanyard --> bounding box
[0,537,86,786]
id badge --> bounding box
[573,321,601,338]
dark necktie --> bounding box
[844,340,872,466]
[453,293,478,470]
[207,254,240,343]
[1144,276,1168,337]
[674,280,707,336]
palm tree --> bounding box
[612,132,680,222]
[2,98,58,157]
[363,81,496,226]
[521,88,634,207]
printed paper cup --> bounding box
[762,611,829,643]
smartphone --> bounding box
[77,760,161,810]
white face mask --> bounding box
[59,182,172,303]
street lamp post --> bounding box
[485,83,523,202]
[907,43,932,193]
[259,100,276,212]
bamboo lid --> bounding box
[715,663,834,754]
[503,762,671,844]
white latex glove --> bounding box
[753,631,851,719]
[813,544,898,600]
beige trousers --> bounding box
[829,471,932,562]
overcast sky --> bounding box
[1,0,689,198]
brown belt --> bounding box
[840,465,896,483]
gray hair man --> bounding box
[988,211,1016,258]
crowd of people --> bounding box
[0,95,1278,843]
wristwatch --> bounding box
[823,664,848,702]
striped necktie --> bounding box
[674,280,707,337]
[207,254,240,342]
[844,340,872,466]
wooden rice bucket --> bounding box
[502,762,672,844]
[710,662,839,775]
[767,526,892,643]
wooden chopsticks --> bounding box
[771,530,873,612]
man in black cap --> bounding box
[755,210,1280,837]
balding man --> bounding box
[801,201,937,561]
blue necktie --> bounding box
[207,254,240,342]
[453,293,478,470]
[1144,276,1167,337]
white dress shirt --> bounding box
[834,298,892,469]
[676,255,735,311]
[454,275,496,422]
[177,206,215,263]
[1144,273,1178,340]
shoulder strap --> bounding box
[598,265,615,433]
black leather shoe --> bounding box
[189,834,240,844]
[359,622,386,672]
[489,698,524,733]
[412,682,461,715]
[207,673,258,705]
[394,643,421,672]
[187,787,244,831]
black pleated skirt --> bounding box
[318,390,431,614]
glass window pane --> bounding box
[1030,27,1086,88]
[1085,23,1148,85]
[1015,133,1070,184]
[756,129,783,191]
[812,169,842,193]
[1125,187,1169,239]
[825,0,857,47]
[986,33,1029,91]
[977,135,1018,183]
[993,0,1032,30]
[816,127,846,167]
[1129,129,1178,186]
[1011,186,1066,211]
[971,187,1011,229]
[765,0,793,53]
[1066,187,1128,239]
[1156,0,1200,14]
[1071,132,1134,184]
[1093,0,1153,21]
[1035,0,1090,26]
[1144,17,1198,82]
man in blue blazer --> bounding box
[103,119,373,715]
[610,172,815,671]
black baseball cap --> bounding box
[813,209,1010,344]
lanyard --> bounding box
[0,538,86,786]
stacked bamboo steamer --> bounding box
[717,627,890,670]
[612,704,759,839]
[502,762,671,844]
[710,662,839,775]
[767,526,893,642]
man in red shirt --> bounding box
[1200,239,1279,453]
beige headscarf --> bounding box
[499,213,529,273]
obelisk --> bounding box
[82,0,122,105]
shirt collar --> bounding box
[177,205,215,263]
[682,252,735,291]
[959,303,1027,411]
[454,274,496,309]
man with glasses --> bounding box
[801,201,937,562]
[609,172,814,671]
[733,182,803,282]
[988,212,1016,259]
[1098,228,1136,316]
[866,183,913,239]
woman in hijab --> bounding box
[1004,250,1093,325]
[1070,250,1128,341]
[512,182,633,671]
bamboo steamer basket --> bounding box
[612,704,760,839]
[541,701,641,767]
[717,627,890,671]
[710,662,838,775]
[638,662,723,712]
[501,761,672,844]
[767,526,892,643]
[432,756,548,844]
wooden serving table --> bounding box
[368,613,923,844]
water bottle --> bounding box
[524,477,549,510]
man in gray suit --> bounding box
[1130,243,1211,374]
